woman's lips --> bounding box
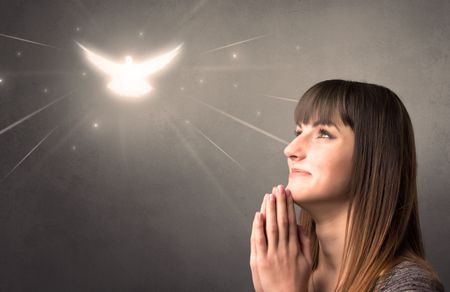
[289,170,311,177]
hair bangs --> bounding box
[294,80,354,130]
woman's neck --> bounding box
[309,201,350,291]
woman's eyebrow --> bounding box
[298,119,341,132]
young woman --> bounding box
[250,79,445,292]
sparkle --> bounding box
[16,51,22,57]
[81,71,87,77]
[233,83,238,88]
[71,145,77,151]
[199,79,204,84]
[43,88,48,93]
[0,78,3,84]
[76,27,81,32]
[93,122,99,128]
[138,31,144,37]
[232,53,238,59]
[180,86,185,91]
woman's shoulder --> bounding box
[374,260,445,292]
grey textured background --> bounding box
[0,0,449,291]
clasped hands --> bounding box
[250,185,313,292]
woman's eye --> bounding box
[318,129,332,138]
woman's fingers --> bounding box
[260,193,268,218]
[250,213,264,292]
[250,212,257,256]
[254,212,267,254]
[275,185,289,246]
[286,188,299,249]
[266,187,278,252]
[258,194,268,246]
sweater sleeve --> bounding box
[376,261,445,292]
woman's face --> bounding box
[283,118,355,206]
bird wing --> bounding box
[137,44,183,77]
[77,42,121,76]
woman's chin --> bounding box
[286,183,314,203]
[287,179,311,191]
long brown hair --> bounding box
[294,79,441,291]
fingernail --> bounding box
[278,185,283,193]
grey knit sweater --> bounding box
[373,260,445,291]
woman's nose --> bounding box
[283,144,292,158]
[284,139,303,159]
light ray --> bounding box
[179,64,283,72]
[0,127,56,184]
[6,70,72,77]
[160,103,246,221]
[186,96,289,145]
[160,103,246,172]
[260,94,298,102]
[149,0,207,31]
[29,110,94,172]
[202,34,269,54]
[0,90,74,136]
[0,33,59,49]
[187,120,247,172]
[177,0,208,26]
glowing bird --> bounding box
[77,42,182,98]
